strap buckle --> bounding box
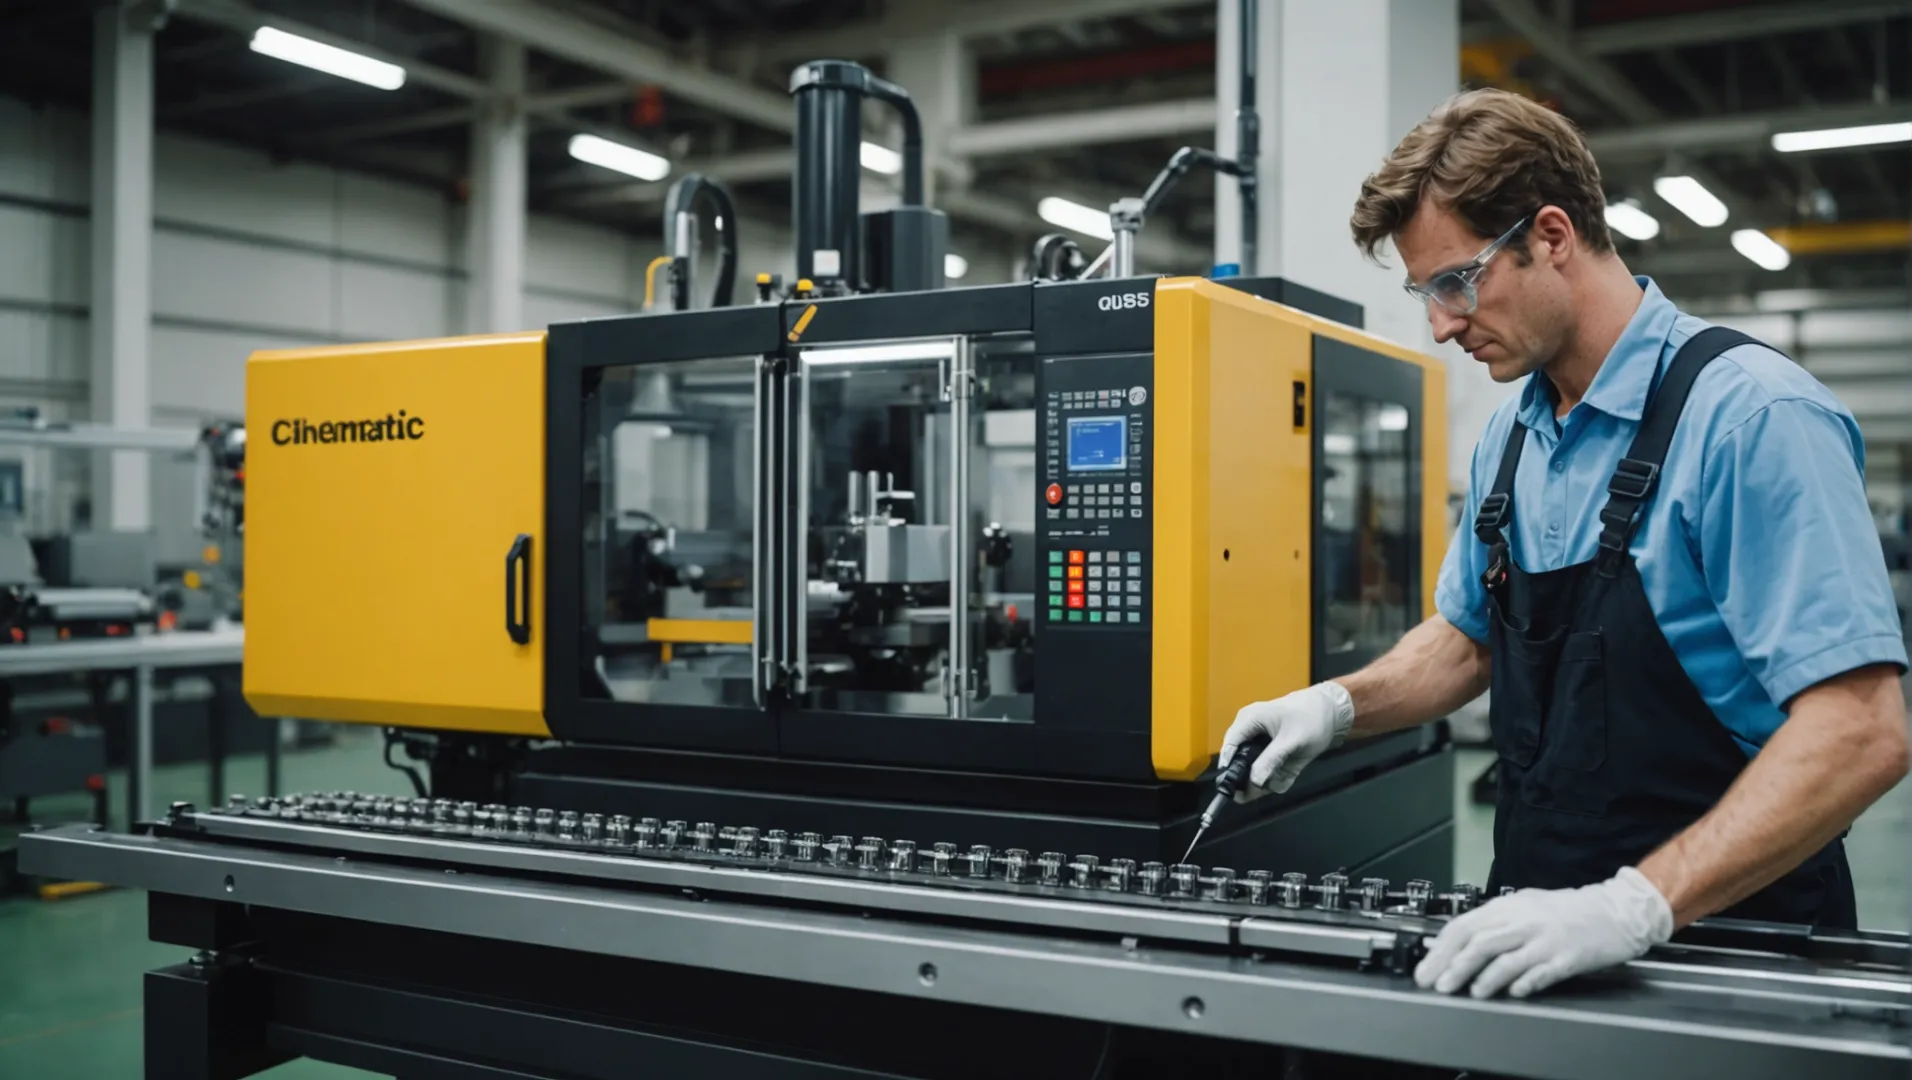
[1606,458,1659,501]
[1473,492,1511,543]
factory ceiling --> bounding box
[0,0,1906,306]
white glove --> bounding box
[1414,867,1673,999]
[1218,681,1355,798]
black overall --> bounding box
[1476,327,1856,928]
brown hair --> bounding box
[1350,88,1613,264]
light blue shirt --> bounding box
[1438,278,1908,755]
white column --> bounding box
[90,2,154,532]
[1218,0,1500,491]
[885,33,974,206]
[467,38,527,333]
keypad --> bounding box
[1046,549,1146,628]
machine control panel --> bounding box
[1045,548,1148,625]
[1036,355,1152,634]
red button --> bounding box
[1068,579,1085,595]
[1045,483,1063,506]
[1068,550,1086,565]
[1067,595,1086,609]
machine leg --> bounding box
[132,664,154,826]
[145,953,290,1080]
[265,718,283,798]
[207,670,226,808]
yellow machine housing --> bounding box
[243,332,550,737]
[240,278,1444,782]
[1147,279,1446,778]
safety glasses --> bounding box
[1402,216,1531,315]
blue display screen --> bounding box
[1067,416,1128,472]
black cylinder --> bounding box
[791,61,865,291]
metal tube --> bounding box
[791,66,863,290]
[947,337,972,718]
[134,663,154,824]
[794,365,811,695]
[1112,228,1136,278]
[751,357,767,706]
[671,210,697,311]
[1236,0,1260,275]
[1079,244,1115,280]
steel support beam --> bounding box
[309,105,479,145]
[1577,0,1910,56]
[1482,0,1657,123]
[391,0,792,133]
[91,2,155,532]
[947,98,1217,157]
[1483,0,1760,230]
[731,0,1199,67]
[1587,102,1912,160]
[554,148,798,208]
[174,0,489,100]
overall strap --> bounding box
[1594,326,1758,576]
[1474,420,1529,593]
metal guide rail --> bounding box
[18,792,1912,1080]
[135,793,1912,971]
[173,792,1489,963]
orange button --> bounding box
[1067,566,1084,580]
[1068,550,1086,565]
[1067,594,1086,609]
[1045,483,1063,506]
[1068,579,1085,594]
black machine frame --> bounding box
[543,277,1435,785]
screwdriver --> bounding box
[1182,733,1271,863]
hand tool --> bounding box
[1182,733,1271,862]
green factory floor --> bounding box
[2,729,1908,1079]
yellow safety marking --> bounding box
[646,618,754,645]
[38,880,111,900]
[787,304,819,342]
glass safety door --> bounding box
[575,356,766,719]
[789,337,972,719]
[1311,335,1426,682]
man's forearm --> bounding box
[1341,614,1492,738]
[1638,664,1909,927]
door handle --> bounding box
[505,534,532,645]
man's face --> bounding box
[1395,201,1566,383]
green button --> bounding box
[1048,565,1063,578]
[1047,551,1063,563]
[1089,612,1103,623]
[1067,612,1084,623]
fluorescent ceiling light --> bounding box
[1322,433,1358,456]
[860,142,903,175]
[1377,405,1410,432]
[801,340,957,366]
[250,27,405,90]
[1037,196,1114,241]
[1653,175,1728,227]
[568,133,670,182]
[1772,122,1912,153]
[1604,199,1661,241]
[1730,229,1791,272]
[944,253,968,280]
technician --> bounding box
[1220,88,1908,1000]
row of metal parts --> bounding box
[203,792,1494,917]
